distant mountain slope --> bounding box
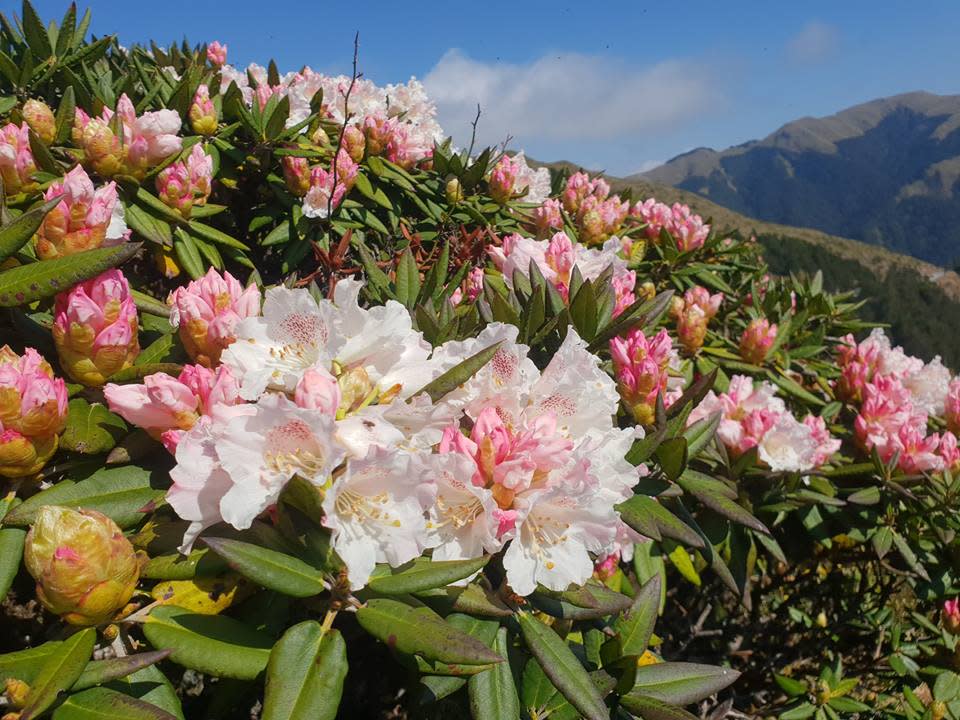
[639,92,960,266]
[536,159,960,367]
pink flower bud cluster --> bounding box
[561,172,609,214]
[156,144,214,218]
[488,231,636,313]
[739,318,778,365]
[53,269,140,386]
[35,165,128,260]
[530,198,563,238]
[206,41,227,67]
[302,149,359,219]
[189,84,218,136]
[671,286,723,354]
[0,346,68,478]
[74,93,182,179]
[168,268,262,367]
[838,329,954,473]
[488,154,520,204]
[576,194,630,246]
[610,328,681,425]
[633,199,711,252]
[0,122,38,194]
[105,363,242,452]
[361,114,428,171]
[449,267,485,308]
[943,599,960,634]
[688,375,838,472]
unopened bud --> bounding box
[943,599,960,634]
[341,125,365,163]
[24,506,142,625]
[445,177,463,204]
[22,99,55,145]
[310,126,330,147]
[189,84,218,136]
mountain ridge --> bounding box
[637,91,960,265]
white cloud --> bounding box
[423,50,717,151]
[786,21,839,64]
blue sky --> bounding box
[30,0,960,175]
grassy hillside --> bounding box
[540,159,960,367]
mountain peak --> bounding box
[638,91,960,266]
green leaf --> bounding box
[683,412,721,457]
[616,495,704,548]
[779,702,817,720]
[20,627,96,720]
[625,662,739,705]
[618,694,698,720]
[262,622,348,720]
[614,575,661,657]
[395,247,420,309]
[0,243,141,307]
[469,627,520,720]
[517,611,609,720]
[173,229,204,280]
[367,556,489,594]
[0,524,25,602]
[187,220,249,251]
[774,674,808,697]
[51,687,179,720]
[0,195,63,263]
[73,651,173,691]
[125,204,173,246]
[3,465,165,529]
[356,598,503,666]
[677,471,768,534]
[60,398,128,454]
[892,531,930,581]
[530,583,632,620]
[142,605,273,680]
[109,665,184,720]
[654,438,688,481]
[0,642,62,684]
[202,537,325,597]
[21,0,53,58]
[412,341,501,403]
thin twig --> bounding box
[466,103,481,159]
[327,31,361,221]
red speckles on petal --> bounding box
[279,313,326,346]
[491,348,517,384]
[540,393,576,417]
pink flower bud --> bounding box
[206,41,227,67]
[24,506,141,625]
[671,287,722,354]
[466,267,485,302]
[488,154,519,204]
[0,122,37,195]
[739,318,778,365]
[189,84,218,136]
[610,328,676,425]
[53,269,140,386]
[22,99,56,145]
[294,368,341,417]
[445,177,463,204]
[0,346,67,478]
[156,144,213,218]
[35,166,126,260]
[168,267,261,367]
[342,124,366,163]
[283,156,312,197]
[530,198,563,238]
[943,599,960,634]
[561,172,592,214]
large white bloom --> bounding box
[757,414,817,473]
[222,280,434,402]
[322,446,435,589]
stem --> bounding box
[321,608,338,634]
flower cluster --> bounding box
[633,199,711,252]
[73,93,182,178]
[689,375,839,473]
[671,286,723,354]
[156,144,214,218]
[610,328,682,424]
[34,165,129,260]
[106,271,643,596]
[838,329,954,473]
[53,269,140,386]
[302,149,359,219]
[0,122,37,195]
[739,317,778,365]
[0,346,68,478]
[488,231,636,313]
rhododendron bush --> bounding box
[2,5,960,720]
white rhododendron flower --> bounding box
[757,413,818,473]
[321,446,434,589]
